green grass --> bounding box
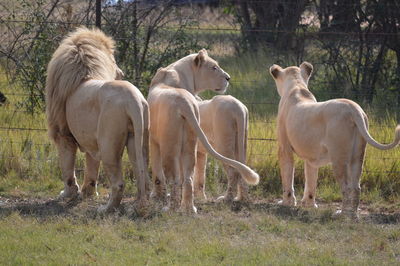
[0,206,399,265]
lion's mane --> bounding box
[45,27,118,140]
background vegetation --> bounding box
[0,0,399,204]
[0,1,399,263]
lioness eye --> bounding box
[213,66,218,70]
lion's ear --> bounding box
[116,67,124,80]
[270,64,282,79]
[194,49,207,67]
[200,48,208,56]
[300,62,313,83]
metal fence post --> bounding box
[96,0,101,29]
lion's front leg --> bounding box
[81,152,100,199]
[278,145,296,206]
[55,134,80,199]
[301,161,318,208]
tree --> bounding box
[228,0,310,50]
[102,0,203,94]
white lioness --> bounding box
[148,49,259,213]
[270,62,400,216]
[46,27,150,213]
[194,95,249,202]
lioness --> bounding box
[148,49,259,213]
[46,27,150,213]
[270,62,400,217]
[194,95,249,202]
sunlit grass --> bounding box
[0,209,399,265]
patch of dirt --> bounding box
[0,195,399,224]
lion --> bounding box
[45,27,150,213]
[148,49,259,213]
[270,62,400,217]
[194,95,249,202]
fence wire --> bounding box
[0,12,399,178]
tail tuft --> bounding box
[395,125,400,146]
[241,168,260,185]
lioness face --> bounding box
[194,49,231,94]
[269,62,313,97]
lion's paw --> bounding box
[278,198,297,206]
[59,187,80,200]
[300,200,318,208]
[178,204,197,214]
[97,204,117,214]
[194,191,207,201]
[161,205,170,212]
[216,195,234,203]
[81,185,98,199]
[334,209,359,221]
[234,196,250,203]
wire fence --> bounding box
[0,73,398,175]
[0,4,399,180]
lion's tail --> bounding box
[179,97,259,185]
[236,104,248,164]
[350,103,400,150]
[125,92,150,199]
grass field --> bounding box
[1,199,400,265]
[0,49,399,264]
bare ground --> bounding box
[0,195,399,224]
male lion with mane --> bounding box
[194,95,249,202]
[148,49,259,213]
[46,27,150,213]
[270,62,400,217]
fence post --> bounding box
[96,0,101,29]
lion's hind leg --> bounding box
[301,161,318,208]
[160,132,182,211]
[81,152,100,199]
[150,138,167,203]
[217,165,238,203]
[179,126,197,214]
[97,119,127,213]
[55,133,80,199]
[99,160,124,213]
[236,175,249,202]
[161,153,181,211]
[193,149,207,200]
[346,133,366,217]
[127,132,150,212]
[330,124,362,218]
[215,135,238,203]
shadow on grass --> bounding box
[0,196,399,224]
[199,200,400,225]
[0,197,81,218]
[249,202,400,225]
